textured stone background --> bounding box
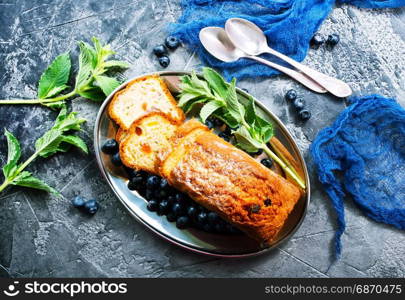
[0,0,404,278]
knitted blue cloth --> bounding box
[170,0,404,80]
[311,95,405,258]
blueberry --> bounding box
[327,34,340,47]
[127,176,143,190]
[146,175,160,189]
[197,211,207,224]
[285,89,297,101]
[158,56,170,68]
[124,167,139,179]
[153,44,168,57]
[165,36,180,50]
[158,200,170,215]
[101,139,119,155]
[310,33,324,49]
[166,212,176,222]
[215,222,226,233]
[187,206,198,219]
[156,189,169,200]
[111,153,122,166]
[293,98,305,110]
[144,189,154,201]
[205,119,214,129]
[174,193,186,203]
[261,158,273,168]
[298,109,312,121]
[72,195,85,208]
[159,178,169,190]
[167,195,176,204]
[84,199,99,215]
[207,211,220,224]
[218,132,230,142]
[176,216,190,229]
[147,200,159,212]
[213,118,224,127]
[250,148,263,156]
[203,223,214,233]
[172,202,185,217]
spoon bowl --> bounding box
[199,27,244,62]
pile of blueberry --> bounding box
[285,89,311,121]
[310,33,340,49]
[72,196,99,215]
[152,36,181,68]
[101,138,242,235]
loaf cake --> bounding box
[161,128,301,244]
[119,112,178,174]
[108,74,185,130]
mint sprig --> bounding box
[178,67,306,189]
[0,105,88,195]
[0,37,129,107]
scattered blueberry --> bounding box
[298,109,311,121]
[146,175,160,189]
[197,211,207,225]
[176,216,190,229]
[167,195,176,204]
[144,189,154,200]
[84,199,99,215]
[218,132,230,142]
[327,34,340,47]
[205,119,215,129]
[111,153,122,166]
[101,139,119,155]
[187,206,198,219]
[153,44,168,57]
[174,192,187,204]
[285,89,297,101]
[293,98,305,110]
[127,176,143,191]
[165,36,180,50]
[261,158,273,168]
[158,200,170,216]
[72,195,85,208]
[172,202,185,217]
[213,118,224,127]
[166,212,177,222]
[147,200,159,212]
[158,56,170,68]
[310,33,325,49]
[159,178,169,190]
[207,211,219,224]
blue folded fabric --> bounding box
[310,95,405,258]
[170,0,404,80]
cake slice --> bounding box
[108,74,185,130]
[119,112,178,174]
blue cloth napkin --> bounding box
[311,95,405,258]
[170,0,405,80]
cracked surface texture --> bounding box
[0,0,404,278]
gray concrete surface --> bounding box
[0,0,404,278]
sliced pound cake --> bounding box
[119,112,178,174]
[108,74,185,130]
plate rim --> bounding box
[93,70,311,258]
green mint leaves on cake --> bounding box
[178,67,306,189]
[0,105,88,195]
[0,37,130,108]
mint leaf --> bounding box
[78,87,105,102]
[75,41,96,91]
[38,52,71,99]
[2,129,21,179]
[233,126,263,153]
[103,60,130,69]
[10,171,59,195]
[60,135,88,154]
[94,75,121,96]
[224,79,244,123]
[200,101,223,123]
[202,68,228,99]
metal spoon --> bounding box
[225,18,352,98]
[199,27,327,93]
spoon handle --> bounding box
[264,47,352,98]
[248,56,327,94]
